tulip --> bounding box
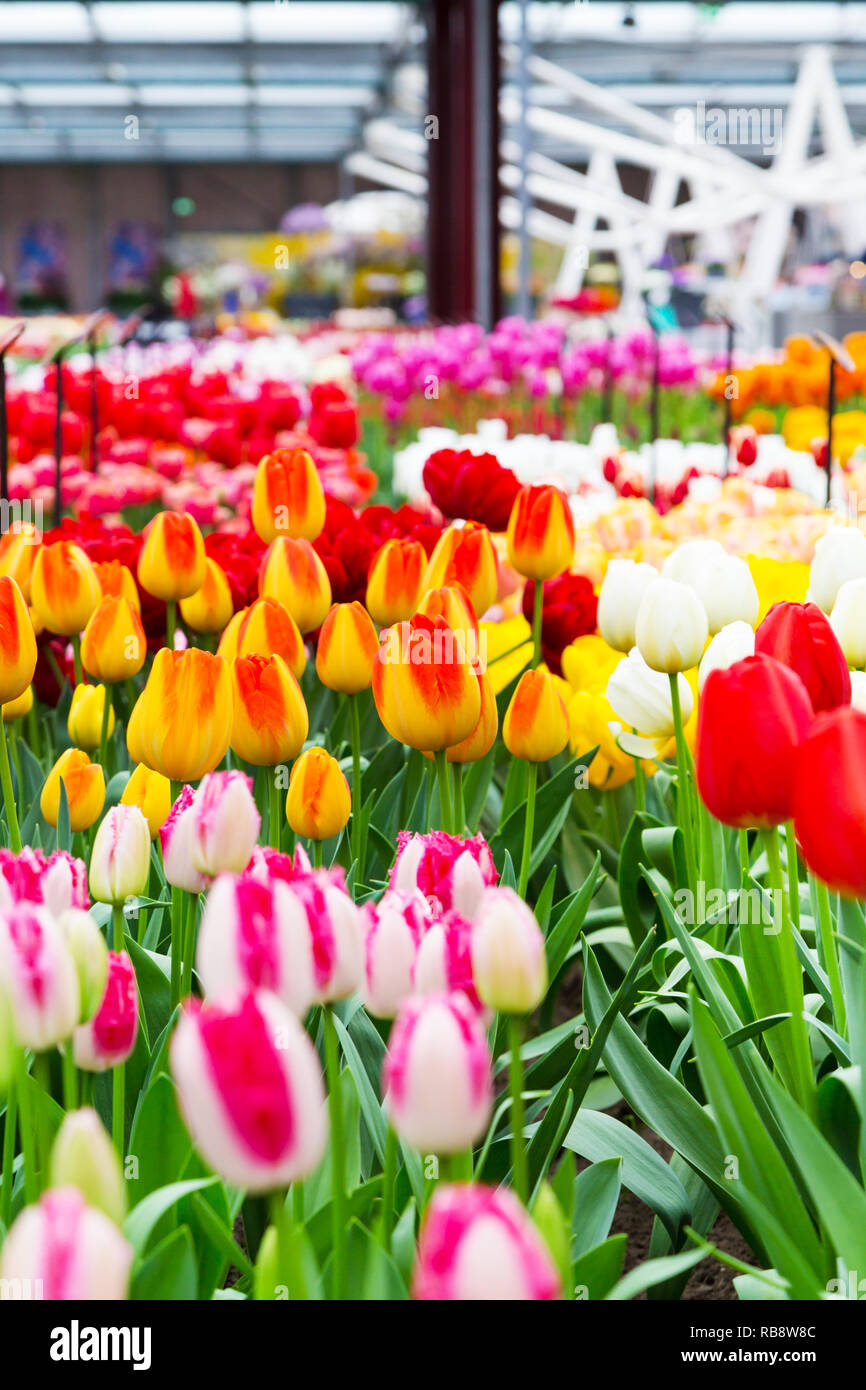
[121,763,171,838]
[0,1188,133,1299]
[413,1185,561,1300]
[830,577,866,669]
[50,1108,127,1226]
[68,683,115,751]
[196,874,317,1016]
[360,889,429,1019]
[2,684,32,722]
[696,655,814,829]
[129,648,233,783]
[219,596,306,680]
[160,784,208,894]
[137,509,206,603]
[80,595,146,687]
[251,447,326,543]
[189,770,261,878]
[373,614,481,758]
[41,749,105,832]
[808,525,866,613]
[698,620,755,692]
[383,992,493,1154]
[179,557,234,634]
[293,868,364,1003]
[41,850,90,917]
[170,991,328,1191]
[93,559,140,612]
[73,949,138,1073]
[606,648,692,752]
[851,670,866,712]
[413,911,487,1017]
[60,908,108,1023]
[755,601,851,714]
[506,484,574,582]
[597,558,658,653]
[259,536,331,634]
[286,746,351,851]
[472,887,547,1014]
[89,805,151,910]
[793,707,866,899]
[389,830,498,919]
[567,688,636,790]
[315,601,379,694]
[662,541,758,634]
[635,577,709,674]
[441,658,498,767]
[422,522,498,619]
[0,575,37,703]
[0,523,38,601]
[31,540,101,636]
[0,904,80,1049]
[231,653,308,771]
[365,537,427,627]
[503,669,569,763]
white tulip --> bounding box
[635,578,708,674]
[597,559,658,653]
[661,538,726,586]
[663,542,757,634]
[830,576,866,668]
[606,648,692,736]
[698,621,756,692]
[809,527,866,614]
[850,670,866,712]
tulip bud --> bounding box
[0,904,80,1049]
[662,540,758,635]
[423,522,498,619]
[471,887,547,1013]
[251,447,326,543]
[365,537,427,627]
[0,1187,133,1299]
[73,949,138,1072]
[389,830,498,918]
[137,510,206,602]
[286,747,351,843]
[793,706,866,897]
[60,908,109,1023]
[315,601,380,693]
[89,805,151,906]
[50,1108,127,1226]
[507,484,574,582]
[42,851,90,916]
[41,748,106,832]
[196,874,317,1016]
[698,620,755,692]
[179,557,234,634]
[231,653,308,766]
[219,597,306,680]
[439,659,498,764]
[94,559,140,611]
[68,682,115,751]
[129,648,233,782]
[597,559,658,653]
[170,991,328,1191]
[259,537,331,634]
[0,576,37,703]
[809,525,866,613]
[0,524,38,602]
[293,868,364,1002]
[31,541,101,636]
[81,595,146,684]
[121,763,171,838]
[160,784,208,893]
[360,889,429,1019]
[607,647,692,737]
[373,614,481,752]
[503,669,569,762]
[412,1183,561,1300]
[756,600,851,713]
[831,577,866,669]
[3,684,33,723]
[635,577,708,673]
[383,993,493,1154]
[412,910,487,1017]
[416,583,480,657]
[189,770,261,878]
[529,1182,571,1291]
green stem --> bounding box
[784,821,801,931]
[71,634,82,687]
[112,1055,125,1159]
[814,876,846,1038]
[33,1053,51,1184]
[181,892,198,998]
[312,839,323,869]
[16,1051,37,1203]
[531,580,544,668]
[97,684,113,775]
[435,747,453,835]
[268,769,281,852]
[1,1073,17,1227]
[169,884,182,1011]
[111,902,124,953]
[166,600,176,651]
[760,827,815,1116]
[632,752,645,811]
[349,693,363,884]
[61,1045,77,1111]
[517,761,538,899]
[668,674,697,893]
[380,1124,399,1255]
[508,1015,528,1204]
[323,1006,347,1300]
[453,762,465,834]
[739,828,751,886]
[0,716,21,851]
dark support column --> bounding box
[427,0,501,327]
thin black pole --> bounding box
[827,354,836,508]
[722,318,735,478]
[89,331,99,473]
[54,353,64,529]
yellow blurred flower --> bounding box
[561,633,623,694]
[481,615,532,695]
[747,555,809,623]
[567,689,636,791]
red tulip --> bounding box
[793,706,866,897]
[422,448,521,532]
[696,654,814,828]
[520,573,598,676]
[755,601,851,714]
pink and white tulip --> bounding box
[189,770,261,878]
[412,911,487,1019]
[360,889,429,1019]
[389,831,497,919]
[59,908,109,1022]
[89,804,151,905]
[0,1187,133,1300]
[0,904,80,1050]
[383,992,492,1154]
[170,990,328,1191]
[73,950,138,1072]
[412,1184,561,1301]
[471,887,548,1014]
[293,869,364,1003]
[160,784,208,893]
[0,846,89,915]
[41,850,90,916]
[196,873,316,1017]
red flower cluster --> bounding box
[521,573,598,676]
[308,383,360,451]
[204,528,266,611]
[313,498,441,605]
[422,448,521,532]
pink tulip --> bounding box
[389,831,498,919]
[292,868,364,1003]
[0,846,89,915]
[0,1187,133,1300]
[196,873,316,1016]
[170,990,327,1190]
[41,850,91,915]
[413,1184,561,1301]
[159,784,208,893]
[412,911,487,1019]
[89,805,151,906]
[360,889,429,1019]
[471,887,548,1014]
[383,993,492,1154]
[189,770,261,878]
[0,904,80,1050]
[73,950,138,1072]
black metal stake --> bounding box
[89,331,99,473]
[54,351,64,529]
[722,317,735,479]
[827,354,836,508]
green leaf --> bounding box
[572,1158,622,1258]
[606,1247,707,1301]
[564,1108,691,1246]
[545,853,600,981]
[131,1225,198,1300]
[124,1177,218,1257]
[127,1073,192,1202]
[572,1233,626,1301]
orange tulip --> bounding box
[259,537,331,635]
[445,660,498,763]
[218,597,306,680]
[506,485,575,581]
[251,447,326,544]
[365,538,426,627]
[423,523,498,619]
[316,601,380,694]
[231,653,309,766]
[31,541,101,635]
[372,613,481,752]
[137,510,206,602]
[416,583,480,660]
[0,575,37,703]
[503,669,569,762]
[128,648,233,782]
[286,746,351,842]
[179,557,234,634]
[121,763,172,838]
[41,748,106,832]
[2,685,33,723]
[81,595,146,684]
[0,523,39,600]
[93,560,140,613]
